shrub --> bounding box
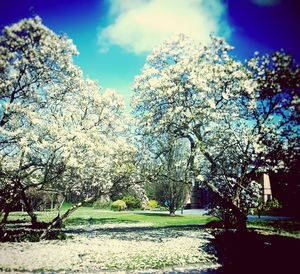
[265,198,282,215]
[121,195,141,210]
[148,199,158,209]
[266,198,281,210]
[252,198,283,216]
[111,200,127,211]
[82,201,94,207]
[93,199,112,210]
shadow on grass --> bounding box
[64,217,138,226]
[212,231,300,274]
[135,212,184,217]
[249,219,300,232]
[6,219,28,224]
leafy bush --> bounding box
[252,198,283,216]
[148,199,158,209]
[93,199,112,210]
[82,201,94,207]
[121,195,141,210]
[111,200,127,211]
[266,198,281,210]
[208,206,237,228]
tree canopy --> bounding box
[1,17,299,233]
[0,17,139,232]
[132,34,300,230]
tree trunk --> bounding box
[50,194,54,210]
[169,211,176,216]
[0,209,10,227]
[19,189,38,226]
[231,205,247,232]
[203,180,248,232]
[0,184,21,227]
[40,202,83,239]
[191,128,248,232]
[40,196,95,240]
[168,202,176,216]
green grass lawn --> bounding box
[247,219,300,238]
[8,206,300,237]
[8,206,215,227]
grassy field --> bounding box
[247,219,300,238]
[8,206,215,227]
[7,205,300,237]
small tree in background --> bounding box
[146,137,190,215]
[154,179,188,215]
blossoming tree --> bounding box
[0,16,81,226]
[132,34,300,231]
[0,17,139,233]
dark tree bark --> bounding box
[40,197,95,240]
[0,209,10,227]
[19,188,38,226]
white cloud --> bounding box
[252,0,280,6]
[98,0,232,54]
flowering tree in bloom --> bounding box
[132,34,300,231]
[39,83,141,238]
[0,16,81,226]
[0,17,139,233]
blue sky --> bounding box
[1,0,299,109]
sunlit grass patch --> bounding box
[8,207,214,228]
[247,219,300,238]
